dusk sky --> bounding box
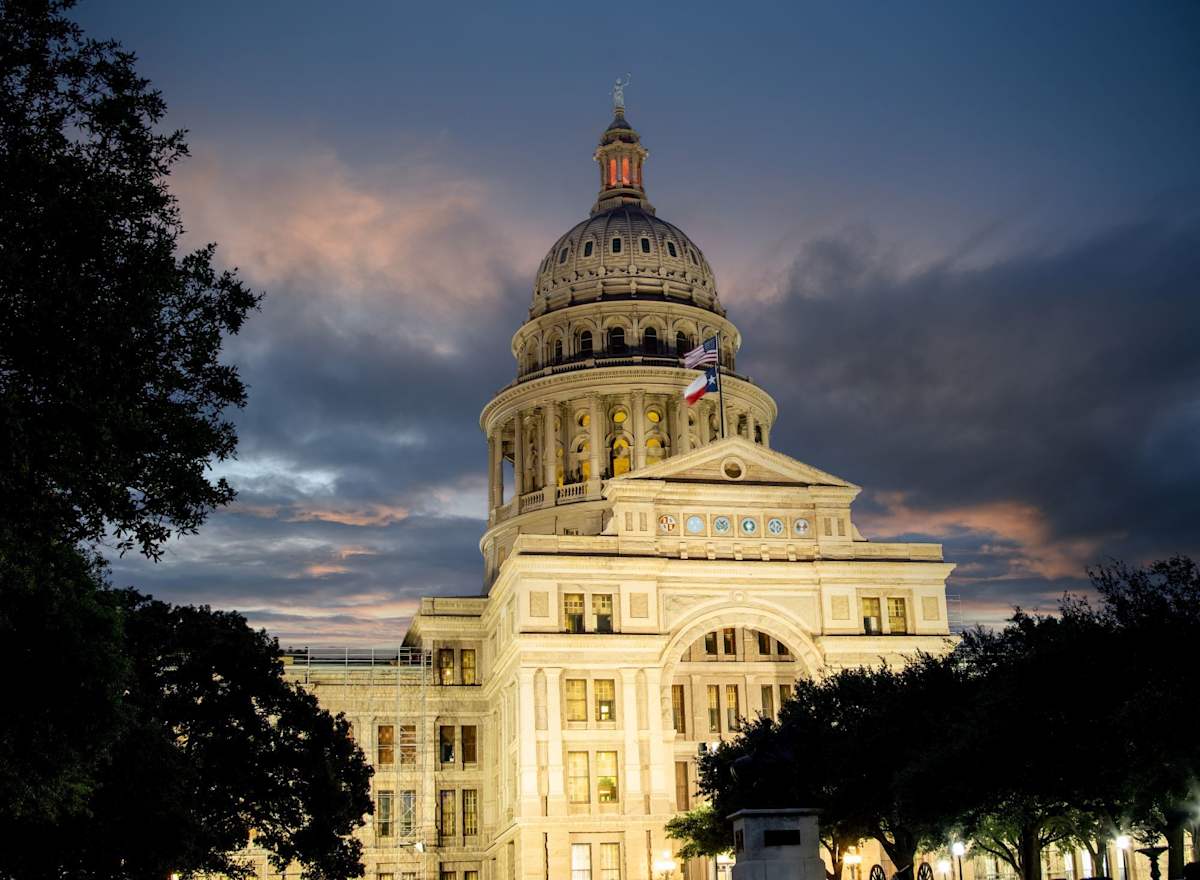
[82,1,1200,645]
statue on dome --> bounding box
[612,73,631,112]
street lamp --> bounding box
[1116,835,1131,880]
[952,841,966,880]
[846,851,863,880]
[652,849,678,880]
[938,859,952,880]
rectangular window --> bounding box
[777,640,789,656]
[567,751,590,803]
[862,597,882,635]
[380,874,394,880]
[722,627,736,655]
[465,873,478,880]
[377,724,394,765]
[399,724,416,765]
[611,237,622,254]
[675,760,689,811]
[399,789,415,835]
[377,790,394,838]
[726,684,740,730]
[779,684,790,709]
[438,648,455,685]
[565,679,587,721]
[600,842,621,880]
[461,725,477,764]
[707,685,721,732]
[640,237,651,254]
[757,631,771,655]
[564,593,585,633]
[402,874,417,880]
[595,679,616,722]
[439,725,455,763]
[572,843,592,880]
[461,648,477,685]
[440,871,455,880]
[671,684,686,734]
[761,685,775,718]
[438,789,456,838]
[596,751,618,802]
[593,594,614,633]
[704,631,718,656]
[888,598,909,634]
[463,788,478,836]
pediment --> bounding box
[615,437,859,490]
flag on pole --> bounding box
[683,336,719,369]
[684,368,719,405]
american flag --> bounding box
[683,336,719,369]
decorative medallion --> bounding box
[713,515,732,535]
[793,517,810,536]
[767,517,785,536]
[686,515,705,535]
[658,514,677,534]
[740,516,758,536]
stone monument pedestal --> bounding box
[729,809,826,880]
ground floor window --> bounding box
[599,842,621,880]
[572,843,592,880]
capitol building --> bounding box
[258,102,957,880]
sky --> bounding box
[79,0,1200,646]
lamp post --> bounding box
[952,841,966,880]
[1116,834,1131,880]
[846,851,864,880]
[652,850,679,880]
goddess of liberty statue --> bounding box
[612,74,631,112]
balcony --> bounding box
[492,479,606,525]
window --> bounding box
[671,684,686,734]
[583,241,594,257]
[572,843,592,880]
[600,843,621,880]
[565,679,587,721]
[608,326,625,354]
[554,339,564,361]
[461,649,477,685]
[667,241,678,258]
[439,725,455,763]
[758,631,771,655]
[779,684,790,709]
[462,725,477,763]
[559,247,569,264]
[704,632,718,656]
[675,761,689,811]
[580,331,593,356]
[441,872,455,880]
[465,873,478,880]
[708,685,721,732]
[862,597,882,635]
[640,237,651,254]
[596,751,618,802]
[595,679,616,722]
[726,684,740,730]
[722,627,736,655]
[380,874,394,880]
[377,790,394,838]
[689,249,698,265]
[463,788,478,836]
[438,789,456,837]
[777,640,789,656]
[675,330,688,352]
[568,751,590,803]
[761,685,775,718]
[564,593,585,633]
[643,327,658,353]
[399,724,416,765]
[608,158,617,187]
[593,594,613,633]
[888,598,909,634]
[611,237,622,254]
[400,790,416,834]
[438,648,455,685]
[377,724,394,765]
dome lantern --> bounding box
[592,109,654,215]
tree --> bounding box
[666,804,734,860]
[0,592,374,880]
[0,0,259,559]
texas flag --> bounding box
[684,368,719,405]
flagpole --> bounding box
[716,331,726,439]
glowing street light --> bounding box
[952,842,966,880]
[652,849,678,879]
[845,851,863,880]
[1116,835,1131,880]
[938,859,952,879]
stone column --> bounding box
[517,668,539,814]
[544,668,566,815]
[632,389,646,470]
[676,399,692,454]
[543,403,557,491]
[513,411,525,497]
[588,394,603,481]
[487,431,499,509]
[761,420,771,448]
[748,410,757,443]
[644,668,669,812]
[700,404,712,444]
[620,668,643,813]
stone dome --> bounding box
[530,205,723,318]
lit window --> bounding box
[608,158,617,187]
[621,156,630,184]
[564,593,585,633]
[573,842,593,880]
[707,685,720,733]
[761,685,775,718]
[441,872,455,880]
[671,684,686,734]
[462,725,477,763]
[646,407,662,423]
[440,725,455,763]
[461,649,477,685]
[465,872,478,880]
[611,237,622,254]
[596,751,619,802]
[438,789,455,838]
[888,598,909,634]
[722,627,736,655]
[565,679,587,721]
[463,788,478,836]
[568,751,590,802]
[667,241,678,258]
[595,679,616,722]
[559,247,569,264]
[377,790,394,837]
[640,237,651,253]
[399,724,416,765]
[438,648,455,685]
[862,597,882,635]
[399,790,415,834]
[594,594,614,633]
[675,761,690,811]
[600,842,621,880]
[758,631,771,655]
[612,408,627,424]
[584,240,594,257]
[726,684,740,730]
[377,724,394,765]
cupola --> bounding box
[592,109,654,215]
